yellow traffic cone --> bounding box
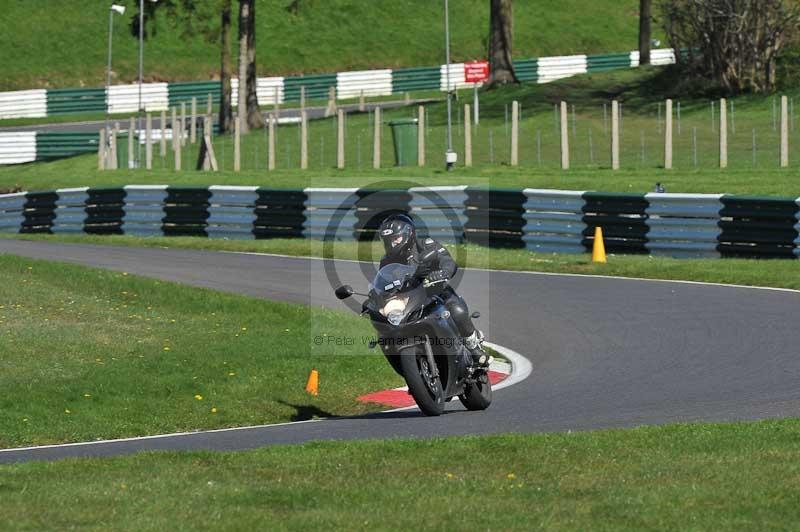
[592,227,607,263]
[305,369,319,396]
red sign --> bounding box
[464,61,489,83]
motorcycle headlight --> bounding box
[387,310,404,326]
[381,297,408,326]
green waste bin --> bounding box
[388,118,418,167]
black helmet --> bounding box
[379,213,416,260]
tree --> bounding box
[237,0,264,133]
[487,0,518,88]
[639,0,652,65]
[219,0,233,133]
[661,0,799,93]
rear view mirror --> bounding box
[335,285,354,300]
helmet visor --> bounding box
[381,225,411,254]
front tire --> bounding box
[400,346,445,416]
[459,371,493,411]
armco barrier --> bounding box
[3,185,795,260]
[0,132,36,164]
[0,48,676,120]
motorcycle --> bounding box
[335,263,492,416]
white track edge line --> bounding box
[0,342,532,454]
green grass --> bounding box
[3,68,800,196]
[0,0,650,91]
[0,253,402,449]
[5,234,800,292]
[2,418,800,529]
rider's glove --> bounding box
[424,269,449,286]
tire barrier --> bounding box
[2,185,799,259]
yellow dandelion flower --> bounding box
[241,327,247,331]
[163,347,170,351]
[22,418,28,423]
[65,409,71,414]
[507,473,516,480]
[228,372,236,376]
[194,394,203,401]
[211,407,218,414]
[84,394,91,398]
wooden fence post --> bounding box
[234,113,241,172]
[174,119,182,171]
[781,95,789,167]
[719,98,728,168]
[180,102,187,146]
[560,101,569,170]
[301,111,308,169]
[511,101,519,166]
[418,105,425,167]
[337,109,345,169]
[611,100,620,170]
[160,110,167,156]
[464,104,472,167]
[373,106,381,169]
[190,97,197,144]
[664,99,673,169]
[145,113,153,170]
[268,113,276,171]
[98,128,106,170]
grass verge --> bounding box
[4,233,800,291]
[0,253,402,449]
[1,418,799,529]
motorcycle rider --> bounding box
[377,213,491,368]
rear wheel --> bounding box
[400,346,445,416]
[459,371,492,411]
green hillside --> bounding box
[0,0,651,91]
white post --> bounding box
[180,102,187,146]
[108,128,117,170]
[337,109,345,169]
[171,107,177,151]
[611,100,620,170]
[664,99,673,170]
[418,105,425,167]
[511,101,519,166]
[560,101,569,170]
[359,90,365,112]
[300,86,306,115]
[719,98,728,169]
[781,95,789,168]
[174,119,182,171]
[373,106,381,169]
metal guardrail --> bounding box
[4,185,793,260]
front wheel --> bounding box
[459,371,493,411]
[400,346,445,416]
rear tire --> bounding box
[400,346,445,416]
[459,372,492,411]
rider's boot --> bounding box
[465,330,492,368]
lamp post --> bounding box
[444,0,456,171]
[106,4,126,165]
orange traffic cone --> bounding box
[305,369,319,396]
[592,227,607,263]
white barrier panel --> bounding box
[52,187,88,234]
[231,77,285,107]
[207,185,258,239]
[645,193,723,258]
[409,186,467,242]
[0,89,47,119]
[537,55,588,84]
[440,63,474,91]
[0,132,37,165]
[107,83,169,114]
[0,192,27,233]
[630,48,677,68]
[121,185,168,236]
[303,188,358,240]
[337,69,393,99]
[522,189,587,253]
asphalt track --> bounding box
[1,239,800,463]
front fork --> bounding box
[422,335,439,379]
